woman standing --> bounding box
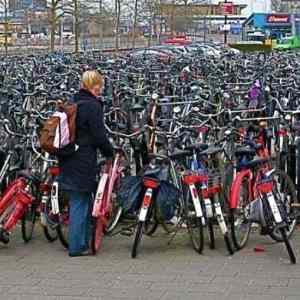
[59,70,113,257]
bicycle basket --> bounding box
[156,180,180,221]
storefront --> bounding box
[243,13,300,40]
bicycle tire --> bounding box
[224,232,234,255]
[21,179,38,244]
[144,201,159,236]
[91,217,104,255]
[187,216,204,254]
[105,207,123,234]
[207,219,215,249]
[57,224,69,249]
[21,202,37,243]
[184,188,204,254]
[230,178,252,250]
[269,170,298,242]
[131,221,144,258]
[43,226,58,242]
[280,227,296,264]
[56,192,69,249]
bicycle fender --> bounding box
[229,169,251,209]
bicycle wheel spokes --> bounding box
[185,190,204,254]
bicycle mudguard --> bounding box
[229,169,252,209]
[0,178,27,214]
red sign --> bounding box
[163,36,192,45]
[220,2,234,15]
[266,14,290,23]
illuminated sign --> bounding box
[266,14,290,23]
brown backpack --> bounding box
[39,101,78,154]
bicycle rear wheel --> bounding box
[224,232,234,255]
[21,182,38,243]
[185,191,204,254]
[56,192,69,249]
[105,207,123,234]
[131,221,144,258]
[230,177,252,250]
[269,170,298,242]
[207,219,215,249]
[280,227,296,264]
[43,226,57,242]
[21,202,37,243]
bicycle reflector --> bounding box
[257,180,273,194]
[143,177,159,189]
[182,174,208,185]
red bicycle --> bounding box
[91,128,141,254]
[228,121,298,263]
[0,173,38,244]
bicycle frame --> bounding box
[0,177,33,233]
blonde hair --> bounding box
[81,70,103,91]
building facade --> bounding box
[9,0,47,12]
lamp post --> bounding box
[224,0,228,44]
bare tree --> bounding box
[49,0,64,51]
[114,0,121,52]
[132,0,139,49]
[0,0,9,56]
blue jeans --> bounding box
[68,191,93,255]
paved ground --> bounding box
[1,224,300,300]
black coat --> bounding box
[58,89,113,192]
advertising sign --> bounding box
[266,14,290,23]
[219,2,234,15]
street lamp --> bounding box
[224,0,228,44]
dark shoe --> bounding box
[69,250,91,257]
